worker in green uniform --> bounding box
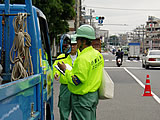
[53,34,80,120]
[58,24,104,120]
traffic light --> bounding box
[96,16,105,24]
[96,16,99,20]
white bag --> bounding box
[99,68,114,99]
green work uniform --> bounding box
[53,50,80,120]
[65,46,104,120]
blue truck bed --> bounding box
[0,0,54,119]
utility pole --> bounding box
[90,9,92,25]
[150,16,153,50]
[138,27,140,43]
[75,0,81,30]
[141,24,145,53]
[89,9,95,26]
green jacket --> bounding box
[65,46,104,95]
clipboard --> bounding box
[54,64,72,76]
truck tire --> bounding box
[46,103,51,120]
[44,102,51,120]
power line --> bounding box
[86,5,160,12]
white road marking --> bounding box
[124,67,160,104]
[104,67,142,69]
[104,67,123,69]
[126,60,130,62]
[101,53,109,55]
[104,59,142,62]
[133,60,138,62]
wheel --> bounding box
[46,103,51,120]
[44,102,51,120]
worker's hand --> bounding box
[54,73,59,81]
[57,61,66,72]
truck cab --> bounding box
[0,0,54,119]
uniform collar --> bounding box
[81,46,93,54]
[70,52,77,58]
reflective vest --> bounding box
[65,46,104,95]
[53,50,80,84]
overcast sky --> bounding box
[83,0,160,35]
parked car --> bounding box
[122,46,129,56]
[142,50,160,69]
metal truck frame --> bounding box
[0,0,54,119]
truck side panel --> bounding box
[0,16,2,58]
[128,43,140,60]
[0,74,41,120]
[0,2,54,119]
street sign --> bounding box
[98,24,103,26]
[83,15,92,19]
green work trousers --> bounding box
[58,84,71,120]
[71,91,99,120]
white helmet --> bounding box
[70,34,77,44]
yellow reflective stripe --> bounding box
[39,49,42,67]
[43,60,48,74]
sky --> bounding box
[83,0,160,36]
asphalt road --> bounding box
[53,52,160,120]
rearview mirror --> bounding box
[52,34,71,63]
[60,34,71,54]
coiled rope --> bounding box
[10,13,33,81]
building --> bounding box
[145,16,160,50]
[119,34,128,46]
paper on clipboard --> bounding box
[54,64,72,75]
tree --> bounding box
[35,0,75,45]
[2,0,75,56]
[9,0,76,44]
[36,0,75,56]
[109,35,119,46]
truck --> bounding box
[128,43,140,60]
[0,0,54,120]
[122,46,129,56]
